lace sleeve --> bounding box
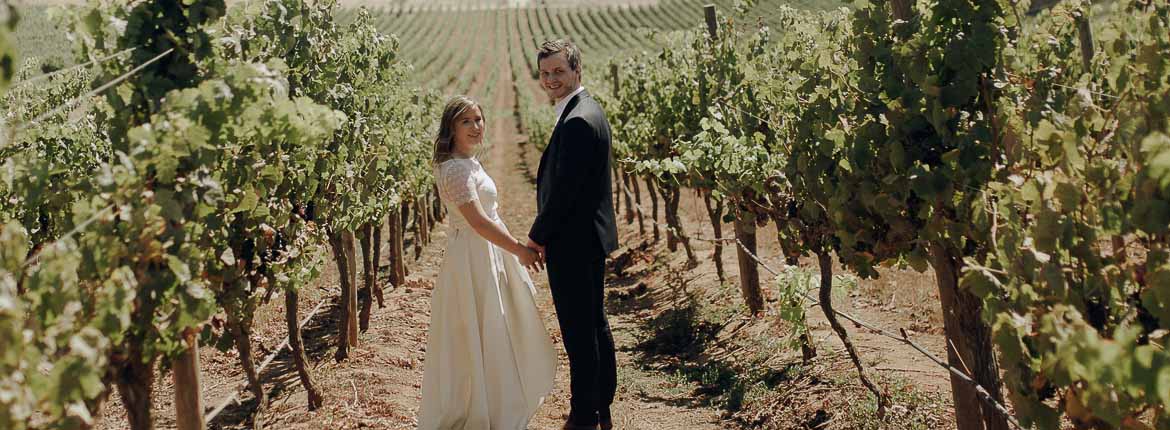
[437,160,479,206]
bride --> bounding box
[417,96,557,430]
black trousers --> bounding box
[546,243,617,425]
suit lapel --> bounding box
[550,91,583,145]
[538,91,585,188]
[555,91,583,126]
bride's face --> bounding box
[452,106,485,154]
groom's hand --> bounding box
[526,238,546,271]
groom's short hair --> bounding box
[537,39,581,73]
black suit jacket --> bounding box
[529,89,619,258]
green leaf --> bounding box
[1159,366,1170,410]
[1132,200,1170,235]
[232,188,259,214]
[1141,263,1170,325]
[1021,180,1041,203]
[1055,182,1082,212]
[1062,135,1085,169]
[825,129,846,146]
[1142,132,1170,191]
[906,246,929,272]
[962,270,999,298]
[889,140,907,170]
[220,248,237,267]
[166,255,192,283]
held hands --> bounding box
[518,238,546,272]
[516,245,543,272]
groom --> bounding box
[527,39,619,430]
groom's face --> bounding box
[538,52,580,102]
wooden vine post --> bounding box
[631,175,645,235]
[610,64,621,215]
[400,201,411,275]
[173,328,204,430]
[611,63,637,226]
[371,223,385,308]
[358,223,375,332]
[613,165,624,219]
[706,3,762,313]
[622,174,635,224]
[1076,11,1094,72]
[704,4,718,39]
[343,230,359,347]
[388,205,408,287]
[611,63,620,96]
[331,229,360,361]
[432,184,443,223]
[646,177,660,242]
[412,198,425,259]
[733,204,765,314]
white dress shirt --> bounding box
[552,86,587,133]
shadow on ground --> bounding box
[208,298,341,429]
[605,240,813,428]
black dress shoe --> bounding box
[562,421,600,430]
[599,408,617,427]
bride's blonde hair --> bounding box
[433,95,485,166]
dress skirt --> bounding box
[417,224,556,430]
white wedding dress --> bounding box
[418,157,557,430]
